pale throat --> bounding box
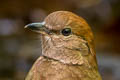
[41,35,90,66]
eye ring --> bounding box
[61,28,72,36]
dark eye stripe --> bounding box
[48,28,72,35]
[50,30,60,34]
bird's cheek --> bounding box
[51,36,64,47]
[53,39,64,47]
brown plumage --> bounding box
[25,11,102,80]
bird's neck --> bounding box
[41,36,98,68]
[42,46,94,68]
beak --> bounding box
[24,22,50,35]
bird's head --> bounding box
[25,11,97,68]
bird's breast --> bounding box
[25,56,102,80]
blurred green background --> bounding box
[0,0,120,80]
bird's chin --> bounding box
[44,36,51,40]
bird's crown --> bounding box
[44,11,94,44]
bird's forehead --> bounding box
[44,11,84,30]
[44,11,70,30]
[44,11,89,30]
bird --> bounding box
[25,11,102,80]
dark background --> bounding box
[0,0,120,80]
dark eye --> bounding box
[61,28,72,36]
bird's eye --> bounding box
[61,28,72,36]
